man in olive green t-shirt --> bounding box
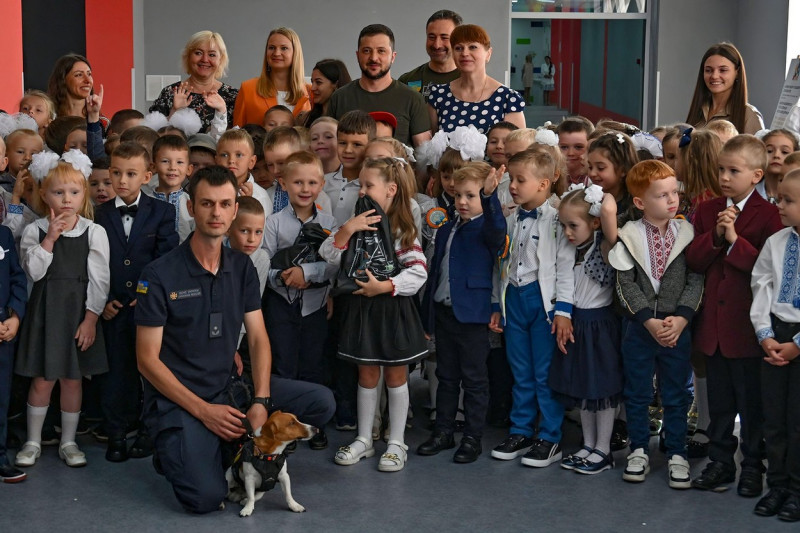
[398,10,463,100]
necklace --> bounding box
[458,76,488,103]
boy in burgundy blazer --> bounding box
[686,135,784,496]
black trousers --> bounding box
[100,307,141,437]
[762,359,800,491]
[706,353,764,469]
[433,304,490,439]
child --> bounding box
[44,116,85,154]
[549,184,622,474]
[686,135,784,495]
[783,151,800,176]
[6,129,43,178]
[706,120,738,144]
[490,149,575,467]
[750,169,800,521]
[14,150,110,468]
[96,142,178,462]
[759,129,800,204]
[486,121,519,169]
[263,105,294,131]
[324,110,375,226]
[0,136,10,194]
[150,135,195,242]
[19,90,55,136]
[310,117,340,174]
[0,222,28,482]
[88,158,115,205]
[368,111,397,139]
[609,159,703,488]
[661,127,682,173]
[587,131,638,244]
[417,161,506,463]
[321,157,428,472]
[676,128,722,222]
[263,151,338,448]
[215,129,272,218]
[119,126,160,157]
[557,117,594,186]
[107,109,145,137]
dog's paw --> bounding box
[218,502,225,511]
[239,504,254,517]
[288,501,306,513]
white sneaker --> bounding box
[668,455,692,489]
[15,442,41,467]
[59,442,87,467]
[622,448,650,483]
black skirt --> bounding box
[548,306,623,411]
[336,293,428,366]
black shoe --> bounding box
[106,437,129,462]
[610,419,629,452]
[417,431,455,456]
[309,430,328,450]
[687,430,709,459]
[285,441,297,454]
[453,436,482,464]
[128,433,154,459]
[491,434,534,460]
[691,461,736,491]
[520,439,562,468]
[754,488,790,517]
[779,493,800,522]
[737,466,764,498]
[0,463,27,483]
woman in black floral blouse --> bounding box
[149,30,237,132]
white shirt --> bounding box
[726,189,755,254]
[507,205,543,287]
[573,236,613,309]
[114,192,141,239]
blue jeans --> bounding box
[622,319,692,457]
[504,283,563,442]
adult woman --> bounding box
[232,27,312,127]
[47,54,104,124]
[297,59,351,127]
[149,31,237,132]
[427,24,525,134]
[686,42,764,135]
[541,55,556,105]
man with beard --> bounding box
[399,10,462,100]
[328,24,432,147]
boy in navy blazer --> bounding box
[96,142,178,462]
[418,162,507,463]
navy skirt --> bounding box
[548,306,623,411]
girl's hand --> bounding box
[172,82,193,111]
[353,270,393,297]
[204,91,226,114]
[75,313,99,351]
[334,209,380,248]
[551,315,574,354]
[0,316,20,342]
[281,266,310,289]
[483,165,505,196]
[44,209,70,244]
[86,84,104,123]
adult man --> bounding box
[398,10,463,99]
[328,24,432,147]
[135,166,334,514]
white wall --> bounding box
[134,0,510,112]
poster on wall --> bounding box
[770,57,800,131]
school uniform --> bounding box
[685,192,783,470]
[422,191,506,439]
[95,193,178,439]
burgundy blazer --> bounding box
[685,192,783,358]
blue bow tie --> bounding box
[517,208,538,221]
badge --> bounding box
[170,292,178,300]
[426,207,448,229]
[136,281,149,294]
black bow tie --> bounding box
[517,208,538,221]
[118,204,138,217]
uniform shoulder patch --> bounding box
[136,281,149,294]
[426,207,448,229]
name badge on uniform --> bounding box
[169,288,202,300]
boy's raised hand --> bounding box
[483,165,505,196]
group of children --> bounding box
[0,86,799,522]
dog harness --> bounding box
[231,440,287,492]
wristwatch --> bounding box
[252,397,272,409]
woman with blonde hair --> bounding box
[233,27,312,126]
[149,30,237,131]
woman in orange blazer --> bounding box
[232,27,312,127]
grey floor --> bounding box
[0,373,788,533]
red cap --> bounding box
[368,111,398,131]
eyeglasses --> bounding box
[679,127,694,148]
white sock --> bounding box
[578,410,596,457]
[356,386,378,450]
[387,383,409,445]
[693,377,710,443]
[60,411,81,445]
[26,404,48,444]
[587,407,616,461]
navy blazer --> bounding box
[95,194,178,304]
[422,191,506,332]
[0,225,27,322]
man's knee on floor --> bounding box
[175,481,227,514]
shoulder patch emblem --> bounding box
[426,207,448,229]
[136,281,149,294]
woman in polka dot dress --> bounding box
[427,24,526,134]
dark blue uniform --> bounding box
[95,194,178,438]
[135,238,334,514]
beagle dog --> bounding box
[225,411,317,517]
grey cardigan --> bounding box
[608,219,704,323]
